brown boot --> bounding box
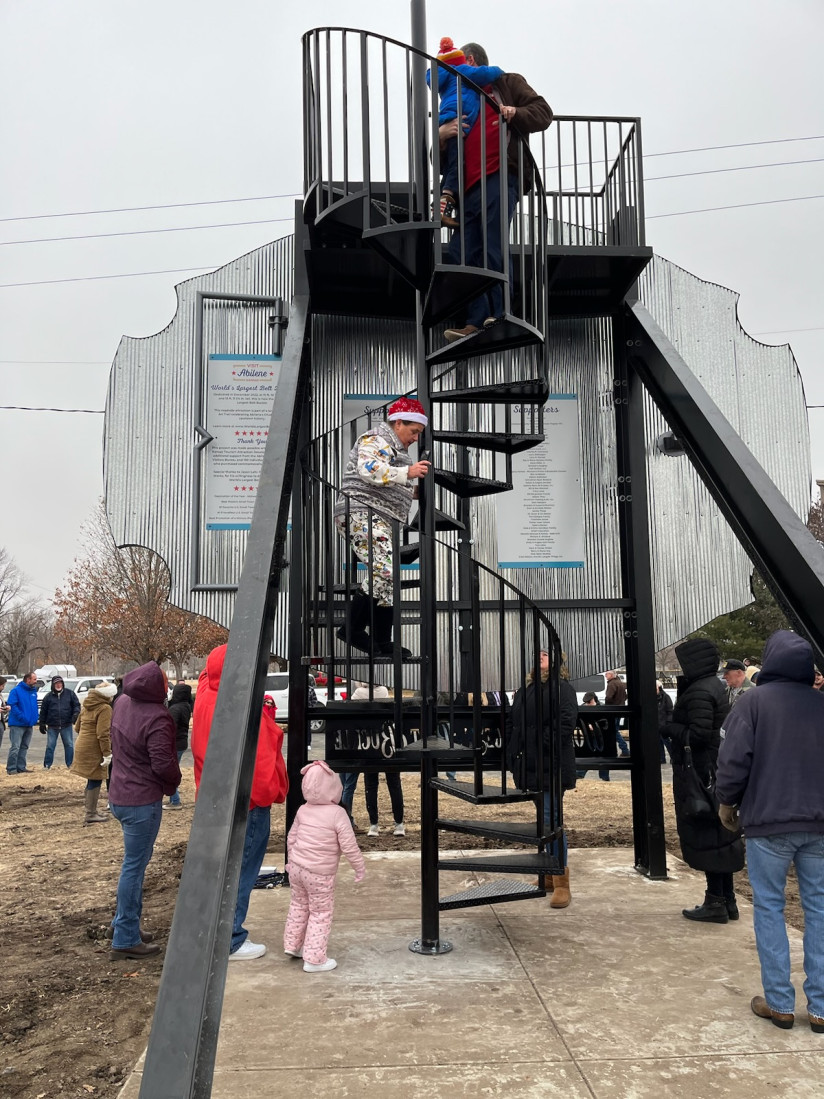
[750,995,794,1029]
[84,787,108,825]
[550,868,570,909]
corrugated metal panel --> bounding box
[639,255,811,655]
[104,236,294,646]
[104,241,810,678]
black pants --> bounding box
[364,771,404,826]
[705,871,734,899]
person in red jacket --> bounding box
[192,644,288,961]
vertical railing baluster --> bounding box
[342,31,349,194]
[325,29,333,214]
[382,39,391,225]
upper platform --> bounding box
[301,26,650,322]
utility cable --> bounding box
[0,405,103,414]
[0,265,218,288]
[647,194,824,219]
[0,216,294,248]
[645,157,824,182]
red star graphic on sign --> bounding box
[234,486,239,491]
[257,431,262,436]
[241,486,247,491]
[264,431,269,437]
[235,431,240,436]
[248,486,254,491]
[232,371,236,376]
[242,431,247,436]
[269,372,274,376]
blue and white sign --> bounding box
[205,354,281,530]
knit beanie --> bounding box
[437,37,466,66]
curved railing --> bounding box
[302,26,549,338]
[300,415,564,809]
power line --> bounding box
[4,137,822,226]
[0,265,218,288]
[0,359,109,364]
[0,192,302,224]
[646,157,824,182]
[0,405,103,414]
[0,216,294,248]
[647,193,824,219]
[752,326,824,336]
[644,135,824,159]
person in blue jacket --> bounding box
[39,675,81,769]
[427,37,503,226]
[6,671,40,774]
[716,629,824,1034]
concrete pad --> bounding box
[579,1052,824,1097]
[217,977,570,1069]
[209,1064,593,1097]
[117,846,824,1099]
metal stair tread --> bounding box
[439,879,546,910]
[432,430,545,455]
[433,469,512,498]
[431,777,537,804]
[405,509,465,532]
[436,818,544,843]
[438,852,561,873]
[430,379,550,405]
[426,315,543,367]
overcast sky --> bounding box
[1,0,822,601]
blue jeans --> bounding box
[746,832,824,1018]
[447,174,520,327]
[231,805,271,953]
[44,726,75,768]
[543,791,568,865]
[110,801,163,949]
[6,725,33,773]
[339,772,360,824]
[168,750,185,804]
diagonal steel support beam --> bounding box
[138,291,311,1099]
[624,300,824,665]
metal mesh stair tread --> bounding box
[436,818,546,843]
[438,852,561,873]
[431,777,537,804]
[431,430,545,455]
[433,470,512,497]
[430,379,550,404]
[439,879,547,910]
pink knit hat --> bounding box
[387,396,428,426]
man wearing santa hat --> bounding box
[333,397,431,660]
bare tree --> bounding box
[0,547,26,625]
[0,603,50,675]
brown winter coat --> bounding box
[70,690,113,781]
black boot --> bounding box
[336,589,372,653]
[682,892,729,924]
[372,603,412,661]
[725,895,739,921]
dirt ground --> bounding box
[0,766,802,1099]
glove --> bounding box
[718,804,740,832]
[39,725,47,734]
[102,754,113,767]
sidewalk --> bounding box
[119,848,823,1097]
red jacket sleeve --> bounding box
[250,707,288,809]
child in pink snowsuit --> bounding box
[284,760,365,972]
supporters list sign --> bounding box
[495,395,585,568]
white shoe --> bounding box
[303,958,337,972]
[229,940,267,960]
[259,865,278,876]
[393,821,406,837]
[284,947,303,958]
[367,824,379,838]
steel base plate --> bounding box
[408,938,454,955]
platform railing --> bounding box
[540,116,646,247]
[302,26,549,337]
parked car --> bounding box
[261,668,344,729]
[47,676,116,710]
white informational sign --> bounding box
[204,354,281,530]
[496,395,585,568]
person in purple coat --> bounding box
[107,662,181,960]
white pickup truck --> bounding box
[263,672,348,733]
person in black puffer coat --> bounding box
[668,638,744,924]
[506,648,578,908]
[165,682,193,810]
